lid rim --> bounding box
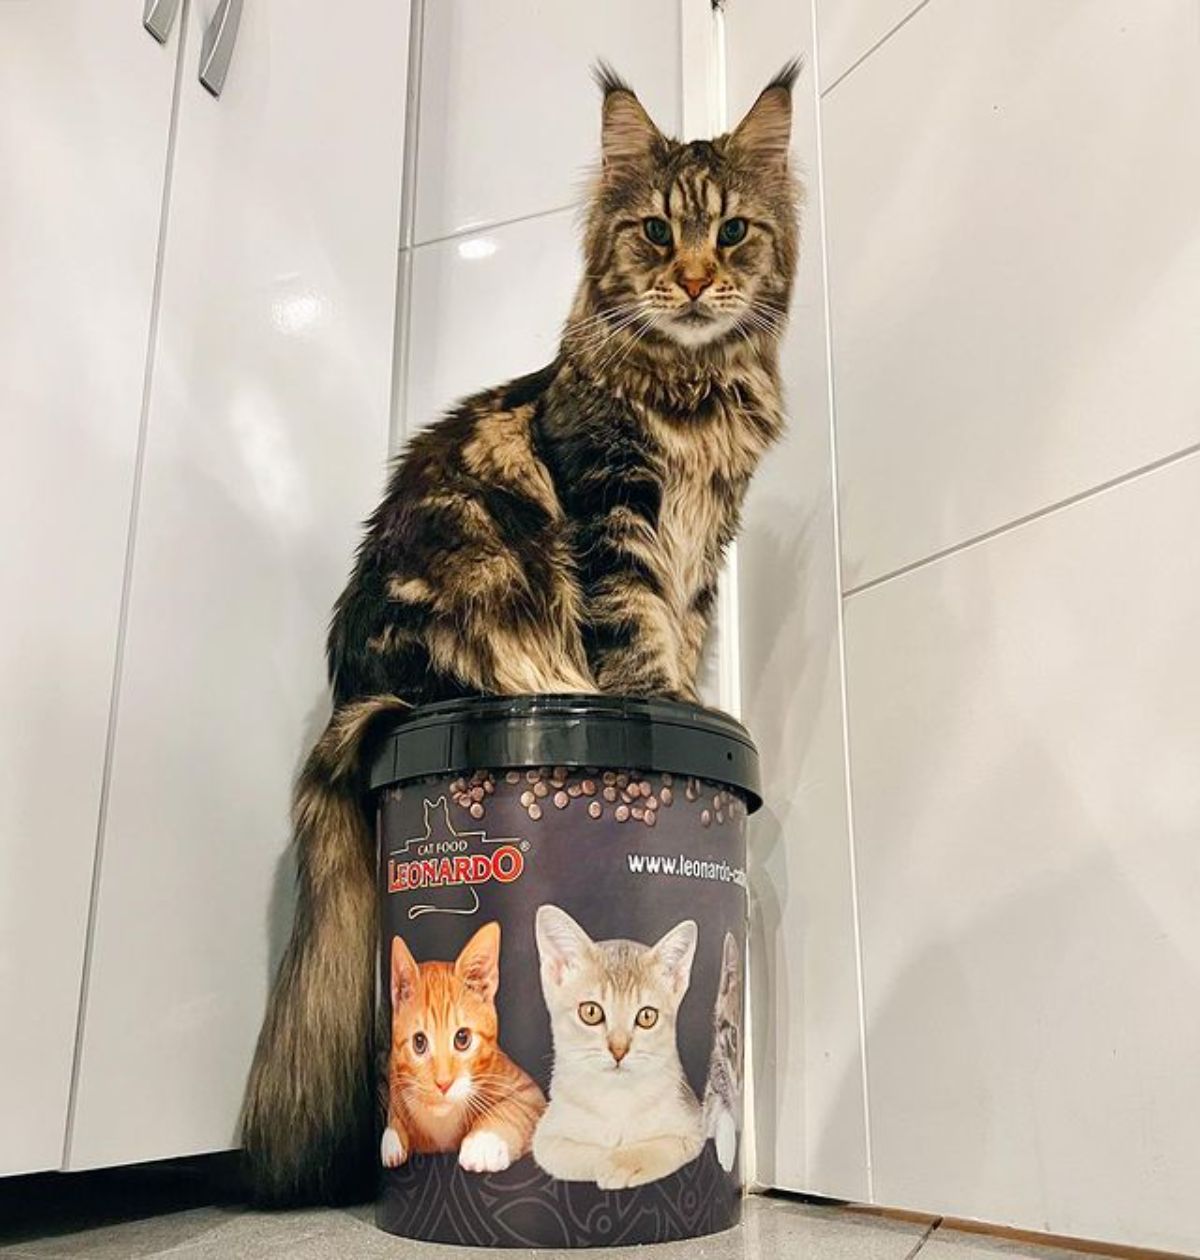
[368,693,762,812]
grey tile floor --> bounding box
[0,1161,1130,1260]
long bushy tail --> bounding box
[241,695,409,1205]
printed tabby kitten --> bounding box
[381,923,546,1174]
[243,62,800,1203]
[533,904,703,1190]
[702,931,743,1172]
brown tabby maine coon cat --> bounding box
[242,62,801,1203]
[382,924,545,1175]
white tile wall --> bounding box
[822,0,1200,589]
[414,0,681,243]
[403,209,579,435]
[726,3,871,1202]
[734,0,1200,1247]
[842,450,1200,1254]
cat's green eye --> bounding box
[578,1001,605,1026]
[717,217,748,247]
[643,216,673,247]
[635,1006,659,1030]
[453,1027,472,1052]
[411,1031,428,1055]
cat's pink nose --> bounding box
[679,273,712,301]
[436,1079,452,1094]
[608,1038,629,1064]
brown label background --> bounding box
[376,766,747,1249]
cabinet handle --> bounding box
[199,0,244,98]
[143,0,181,43]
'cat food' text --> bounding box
[388,845,524,893]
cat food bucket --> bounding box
[370,694,760,1249]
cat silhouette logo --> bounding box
[387,797,525,920]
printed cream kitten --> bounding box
[532,904,703,1190]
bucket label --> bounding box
[386,798,528,914]
[377,767,747,1249]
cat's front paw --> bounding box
[714,1111,738,1172]
[380,1127,408,1169]
[595,1148,658,1190]
[459,1129,512,1174]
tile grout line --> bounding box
[405,200,580,254]
[389,0,426,450]
[905,1216,946,1258]
[843,437,1200,599]
[820,0,936,97]
[809,0,876,1202]
[61,0,193,1169]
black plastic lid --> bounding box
[369,694,761,812]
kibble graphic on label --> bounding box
[436,764,738,835]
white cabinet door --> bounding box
[66,0,410,1168]
[0,4,180,1176]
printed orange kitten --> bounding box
[382,922,546,1173]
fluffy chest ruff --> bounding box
[332,355,782,706]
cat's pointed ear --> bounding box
[536,904,594,987]
[728,58,801,168]
[455,921,501,1004]
[652,920,699,997]
[595,62,664,171]
[721,932,741,996]
[390,935,420,1010]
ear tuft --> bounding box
[729,57,802,166]
[592,59,633,98]
[593,61,664,169]
[766,56,804,96]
